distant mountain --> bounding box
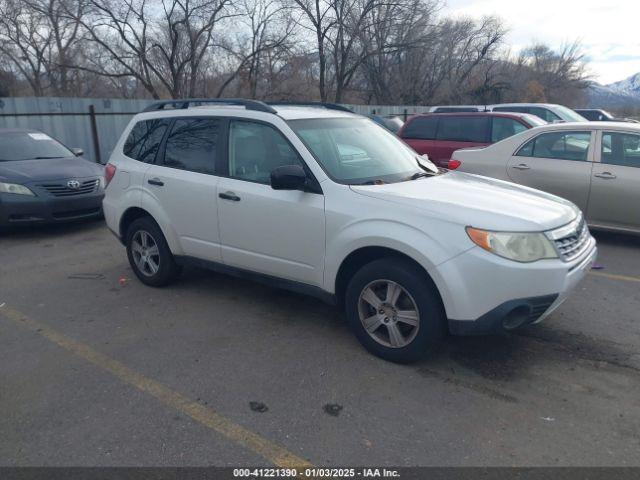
[586,72,640,109]
[608,72,640,97]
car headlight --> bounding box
[0,182,35,196]
[466,226,558,263]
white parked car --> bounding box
[451,122,640,234]
[487,103,588,123]
[102,99,597,363]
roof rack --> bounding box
[142,98,277,114]
[267,101,353,113]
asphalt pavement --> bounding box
[1,220,639,466]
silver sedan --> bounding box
[451,122,640,234]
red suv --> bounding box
[398,112,546,168]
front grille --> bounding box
[9,213,44,222]
[551,217,591,262]
[40,179,99,197]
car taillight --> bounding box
[105,163,117,186]
[448,159,461,170]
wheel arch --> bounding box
[119,207,152,242]
[334,246,444,311]
[118,206,181,255]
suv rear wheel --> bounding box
[345,258,445,363]
[126,217,181,287]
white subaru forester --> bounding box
[103,100,597,363]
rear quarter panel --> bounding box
[454,132,533,180]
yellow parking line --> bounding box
[589,271,640,283]
[0,304,312,469]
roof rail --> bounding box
[142,98,277,114]
[267,101,353,113]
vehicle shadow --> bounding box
[591,229,640,248]
[129,230,639,381]
[0,217,105,241]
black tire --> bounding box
[125,216,181,287]
[345,257,446,363]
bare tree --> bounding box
[0,0,591,105]
[286,0,336,101]
[0,0,51,95]
[71,0,233,98]
[358,0,439,103]
[515,41,590,104]
[439,16,506,103]
[0,0,89,96]
[215,0,296,98]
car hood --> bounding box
[350,171,579,232]
[0,157,104,184]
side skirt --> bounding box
[174,255,337,306]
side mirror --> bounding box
[270,165,307,191]
[71,148,84,157]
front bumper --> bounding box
[0,191,104,226]
[436,236,597,335]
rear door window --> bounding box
[602,132,640,168]
[123,119,170,163]
[436,116,489,142]
[162,118,220,174]
[400,117,438,140]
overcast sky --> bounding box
[444,0,640,85]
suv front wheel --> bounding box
[126,216,181,287]
[345,258,446,363]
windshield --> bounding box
[0,132,73,162]
[288,118,437,184]
[554,105,588,122]
[522,114,547,127]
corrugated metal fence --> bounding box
[0,97,431,163]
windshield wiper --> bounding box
[408,171,432,180]
[357,179,386,185]
[34,156,64,159]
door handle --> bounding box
[511,164,531,170]
[594,172,617,179]
[219,191,241,202]
[148,178,164,186]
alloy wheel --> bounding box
[357,279,420,348]
[131,230,160,277]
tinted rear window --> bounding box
[162,118,220,174]
[401,117,438,140]
[0,132,73,162]
[437,117,489,142]
[123,119,171,163]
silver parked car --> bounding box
[450,122,640,234]
[486,103,588,123]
